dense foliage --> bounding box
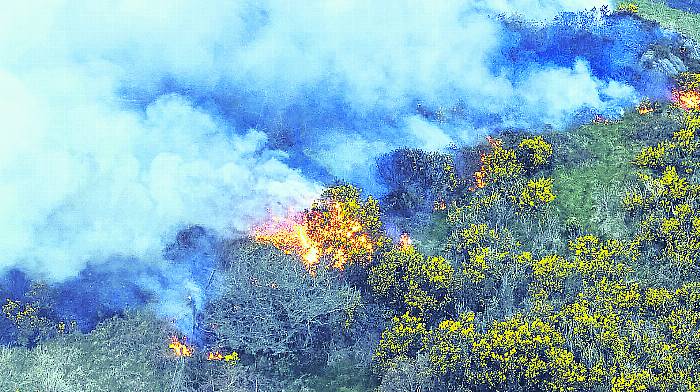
[4,6,700,392]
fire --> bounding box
[486,136,502,148]
[636,99,656,115]
[470,136,503,191]
[208,351,224,360]
[169,336,193,357]
[252,213,320,270]
[471,137,498,190]
[474,161,487,189]
[593,114,609,124]
[433,199,447,211]
[207,351,240,363]
[398,233,412,249]
[673,89,700,111]
[253,201,375,274]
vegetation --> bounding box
[8,107,700,391]
[633,0,700,43]
[4,3,700,391]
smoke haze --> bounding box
[0,0,678,331]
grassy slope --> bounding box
[552,0,699,234]
[550,114,647,235]
[633,0,700,42]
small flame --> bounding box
[169,336,193,357]
[673,89,700,111]
[433,199,447,211]
[398,233,412,249]
[474,164,487,189]
[486,136,502,148]
[593,114,609,124]
[471,142,492,191]
[637,100,655,115]
[207,351,239,363]
[207,352,224,360]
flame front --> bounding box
[673,89,700,111]
[207,351,240,363]
[253,202,374,274]
[169,336,193,357]
[208,351,223,360]
[399,233,412,249]
[637,99,655,115]
[433,199,447,211]
[472,136,502,190]
[252,212,321,271]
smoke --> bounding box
[663,0,700,13]
[0,0,678,334]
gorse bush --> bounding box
[7,104,700,391]
[373,112,700,391]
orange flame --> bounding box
[207,351,240,363]
[253,202,374,274]
[169,336,193,357]
[207,352,224,360]
[471,148,490,191]
[592,114,609,124]
[433,199,447,211]
[398,233,412,249]
[673,89,700,111]
[486,136,502,148]
[252,213,320,271]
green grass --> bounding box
[303,360,377,392]
[550,115,648,234]
[550,104,685,236]
[0,312,184,392]
[632,0,700,42]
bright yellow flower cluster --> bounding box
[633,141,674,169]
[616,2,639,14]
[425,312,476,374]
[517,136,554,169]
[523,254,574,293]
[481,143,524,184]
[611,371,650,392]
[368,245,457,316]
[516,177,556,211]
[625,116,700,272]
[374,312,427,367]
[569,235,634,281]
[470,315,586,391]
[450,223,512,284]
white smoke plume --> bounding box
[2,0,643,329]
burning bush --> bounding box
[673,89,700,111]
[169,335,193,357]
[253,184,389,274]
[636,98,658,115]
[673,72,700,111]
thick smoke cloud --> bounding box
[1,0,676,332]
